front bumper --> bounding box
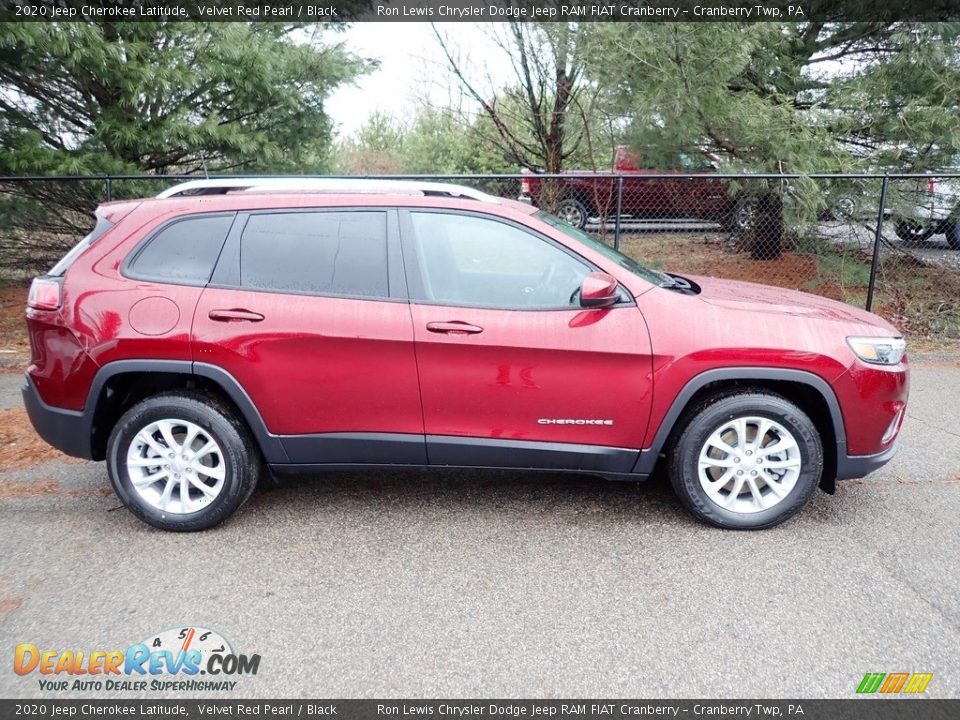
[21,374,92,460]
[835,440,900,480]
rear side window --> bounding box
[127,215,233,284]
[239,211,388,298]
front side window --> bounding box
[240,211,388,298]
[409,212,591,309]
[127,215,233,284]
[537,211,665,286]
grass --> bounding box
[806,250,873,290]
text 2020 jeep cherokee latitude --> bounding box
[22,179,909,531]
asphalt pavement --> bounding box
[1,360,958,699]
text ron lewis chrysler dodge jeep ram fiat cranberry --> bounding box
[22,179,909,531]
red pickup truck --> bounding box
[520,147,756,231]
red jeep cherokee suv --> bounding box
[22,179,909,532]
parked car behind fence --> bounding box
[519,146,760,233]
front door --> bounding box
[400,209,652,473]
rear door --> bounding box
[400,209,652,473]
[674,152,730,220]
[193,208,425,465]
[621,169,675,219]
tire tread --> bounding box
[106,390,262,532]
[667,390,823,530]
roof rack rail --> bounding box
[156,178,501,203]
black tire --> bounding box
[106,391,261,532]
[556,197,590,229]
[667,391,823,530]
[945,222,960,250]
[894,217,935,244]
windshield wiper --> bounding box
[658,273,698,294]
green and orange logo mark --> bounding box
[857,672,933,694]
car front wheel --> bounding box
[106,392,261,532]
[668,391,823,530]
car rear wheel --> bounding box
[667,392,823,530]
[894,217,936,244]
[107,392,261,532]
[728,197,758,231]
[834,195,858,220]
[556,197,590,229]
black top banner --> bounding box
[3,0,960,23]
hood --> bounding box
[687,274,899,333]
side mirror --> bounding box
[579,272,619,308]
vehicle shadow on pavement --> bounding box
[243,467,694,527]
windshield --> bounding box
[537,211,667,286]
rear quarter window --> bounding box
[48,214,114,277]
[125,214,234,285]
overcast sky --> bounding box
[322,23,851,141]
[323,22,516,137]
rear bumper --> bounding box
[21,374,92,460]
[835,440,899,480]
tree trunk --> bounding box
[751,189,784,260]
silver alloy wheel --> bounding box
[556,200,585,228]
[735,201,757,230]
[697,416,802,514]
[126,419,226,515]
[835,196,857,219]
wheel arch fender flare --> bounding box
[84,359,288,463]
[633,367,846,475]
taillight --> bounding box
[28,277,62,310]
[520,170,531,195]
[927,177,936,194]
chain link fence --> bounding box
[1,172,959,339]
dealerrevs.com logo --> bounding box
[13,626,260,692]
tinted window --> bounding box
[538,211,663,285]
[677,152,713,170]
[410,212,590,309]
[128,215,232,284]
[240,212,388,298]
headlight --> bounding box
[847,336,906,365]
